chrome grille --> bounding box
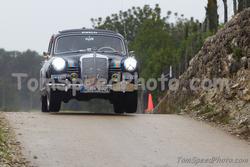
[80,54,108,80]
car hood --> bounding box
[55,53,124,66]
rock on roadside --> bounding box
[159,8,250,142]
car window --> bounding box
[48,36,54,54]
[55,35,126,55]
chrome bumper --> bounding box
[45,82,140,93]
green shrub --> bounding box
[233,47,243,61]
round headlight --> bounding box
[52,57,66,71]
[124,57,137,72]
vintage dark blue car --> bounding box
[40,28,139,113]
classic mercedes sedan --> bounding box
[40,28,139,113]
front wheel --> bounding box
[41,95,49,112]
[41,91,61,113]
[113,92,138,114]
[47,90,61,112]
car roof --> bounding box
[57,28,124,39]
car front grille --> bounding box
[80,54,108,80]
[67,67,79,74]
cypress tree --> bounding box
[223,0,228,23]
[233,0,237,14]
[247,0,250,7]
[238,0,244,12]
[206,0,219,32]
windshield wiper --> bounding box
[97,50,120,54]
[57,49,90,54]
[68,49,89,54]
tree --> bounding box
[238,0,250,12]
[206,0,219,32]
[222,0,228,23]
[131,18,174,79]
[92,4,213,99]
[91,4,164,43]
[238,0,244,12]
[233,0,237,14]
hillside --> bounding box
[159,8,250,141]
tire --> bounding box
[113,92,138,114]
[41,95,49,112]
[124,92,138,113]
[113,101,126,114]
[47,90,61,112]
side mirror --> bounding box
[43,52,49,59]
[129,51,135,56]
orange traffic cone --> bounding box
[145,93,154,113]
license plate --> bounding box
[84,77,97,87]
[80,85,96,92]
[80,77,109,93]
[80,85,110,93]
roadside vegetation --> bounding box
[0,120,11,164]
[0,113,28,166]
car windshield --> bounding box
[55,35,126,55]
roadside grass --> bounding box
[0,118,12,164]
[0,113,28,167]
[196,104,231,125]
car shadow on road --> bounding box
[49,112,137,117]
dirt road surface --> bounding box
[3,112,250,167]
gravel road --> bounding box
[3,112,250,167]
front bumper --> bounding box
[45,82,140,93]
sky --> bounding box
[0,0,233,53]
